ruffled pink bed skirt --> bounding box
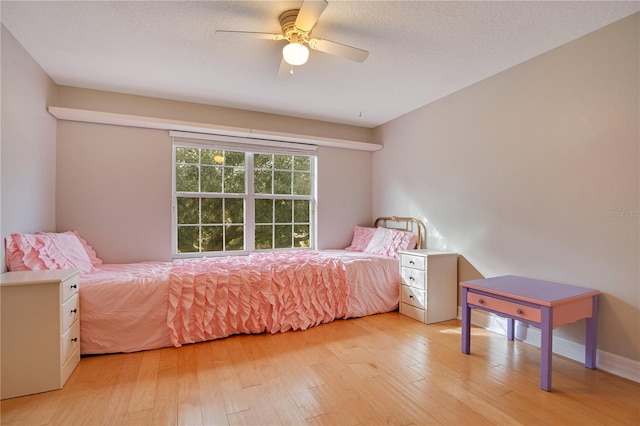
[167,251,349,346]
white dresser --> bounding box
[1,269,81,399]
[398,249,458,324]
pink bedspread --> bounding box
[79,250,398,354]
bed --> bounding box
[5,216,423,355]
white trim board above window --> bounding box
[170,131,317,154]
[47,106,382,151]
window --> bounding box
[173,139,316,257]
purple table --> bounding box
[461,275,599,391]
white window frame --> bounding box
[171,133,317,258]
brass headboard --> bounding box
[373,216,425,249]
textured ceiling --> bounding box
[2,1,638,128]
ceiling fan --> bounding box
[215,0,369,75]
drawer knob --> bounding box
[409,295,414,299]
[478,298,484,304]
[409,276,415,281]
[71,337,78,343]
[70,284,77,289]
[70,309,77,314]
[516,309,523,315]
[409,260,415,265]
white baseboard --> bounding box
[461,308,640,384]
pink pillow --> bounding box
[363,227,418,258]
[5,231,96,273]
[71,231,103,267]
[345,226,377,251]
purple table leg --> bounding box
[461,287,471,354]
[507,318,515,340]
[585,295,598,369]
[540,306,553,391]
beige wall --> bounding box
[316,145,373,248]
[56,122,172,263]
[55,120,373,263]
[373,14,640,363]
[1,24,58,271]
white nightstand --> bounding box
[398,249,458,324]
[1,269,81,399]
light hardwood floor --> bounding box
[1,312,639,425]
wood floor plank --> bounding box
[151,365,179,426]
[176,344,204,425]
[102,351,146,425]
[193,343,230,425]
[128,349,160,413]
[237,384,283,425]
[1,313,638,426]
[254,374,308,425]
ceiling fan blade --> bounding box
[277,58,294,78]
[295,0,328,32]
[215,30,285,41]
[308,38,369,63]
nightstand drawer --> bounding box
[62,293,80,332]
[467,292,541,323]
[61,321,80,364]
[401,254,426,270]
[62,273,80,302]
[401,284,426,309]
[400,267,426,290]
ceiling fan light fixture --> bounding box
[283,41,309,66]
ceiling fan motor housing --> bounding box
[280,9,307,42]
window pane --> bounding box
[177,226,199,253]
[273,171,292,194]
[177,197,199,224]
[201,165,222,193]
[294,225,310,248]
[202,226,223,251]
[201,198,222,224]
[255,225,273,249]
[294,200,309,223]
[275,225,292,248]
[254,169,272,194]
[274,199,292,223]
[274,155,292,170]
[225,225,244,250]
[294,156,310,171]
[225,151,245,167]
[293,172,310,195]
[255,199,273,224]
[224,167,245,193]
[176,147,198,163]
[215,151,225,164]
[203,149,224,165]
[254,154,273,169]
[224,198,244,224]
[176,164,199,192]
